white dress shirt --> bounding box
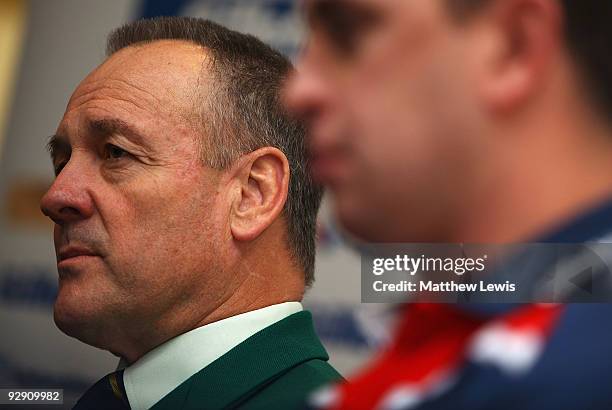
[121,302,303,410]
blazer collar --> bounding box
[151,310,329,410]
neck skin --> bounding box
[114,219,305,364]
[452,61,612,243]
[197,219,306,326]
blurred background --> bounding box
[0,0,391,407]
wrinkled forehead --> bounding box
[66,40,212,117]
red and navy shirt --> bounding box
[308,200,612,410]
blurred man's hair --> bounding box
[107,17,322,286]
[447,0,612,121]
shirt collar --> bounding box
[537,198,612,243]
[121,301,303,410]
[460,198,612,317]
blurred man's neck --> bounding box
[456,81,612,243]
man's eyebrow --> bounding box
[306,0,351,25]
[87,118,148,147]
[305,0,331,24]
[305,0,380,40]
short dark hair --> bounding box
[446,0,612,121]
[107,17,323,286]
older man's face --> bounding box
[285,0,486,241]
[41,41,237,356]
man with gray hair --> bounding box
[41,16,339,409]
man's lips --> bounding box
[57,246,99,264]
[310,148,348,184]
[307,124,351,183]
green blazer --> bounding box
[150,311,342,410]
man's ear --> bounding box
[476,0,562,113]
[229,147,290,242]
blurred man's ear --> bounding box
[476,0,563,113]
[229,147,289,241]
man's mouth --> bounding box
[310,144,351,185]
[57,246,99,266]
[311,152,339,182]
[307,121,352,184]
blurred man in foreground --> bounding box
[285,0,612,408]
[41,16,339,410]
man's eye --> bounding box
[105,144,129,160]
[309,1,381,56]
[53,161,67,176]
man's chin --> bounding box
[336,209,388,243]
[333,194,395,243]
[333,189,440,243]
[53,296,109,349]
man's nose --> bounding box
[282,61,329,124]
[40,160,95,225]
